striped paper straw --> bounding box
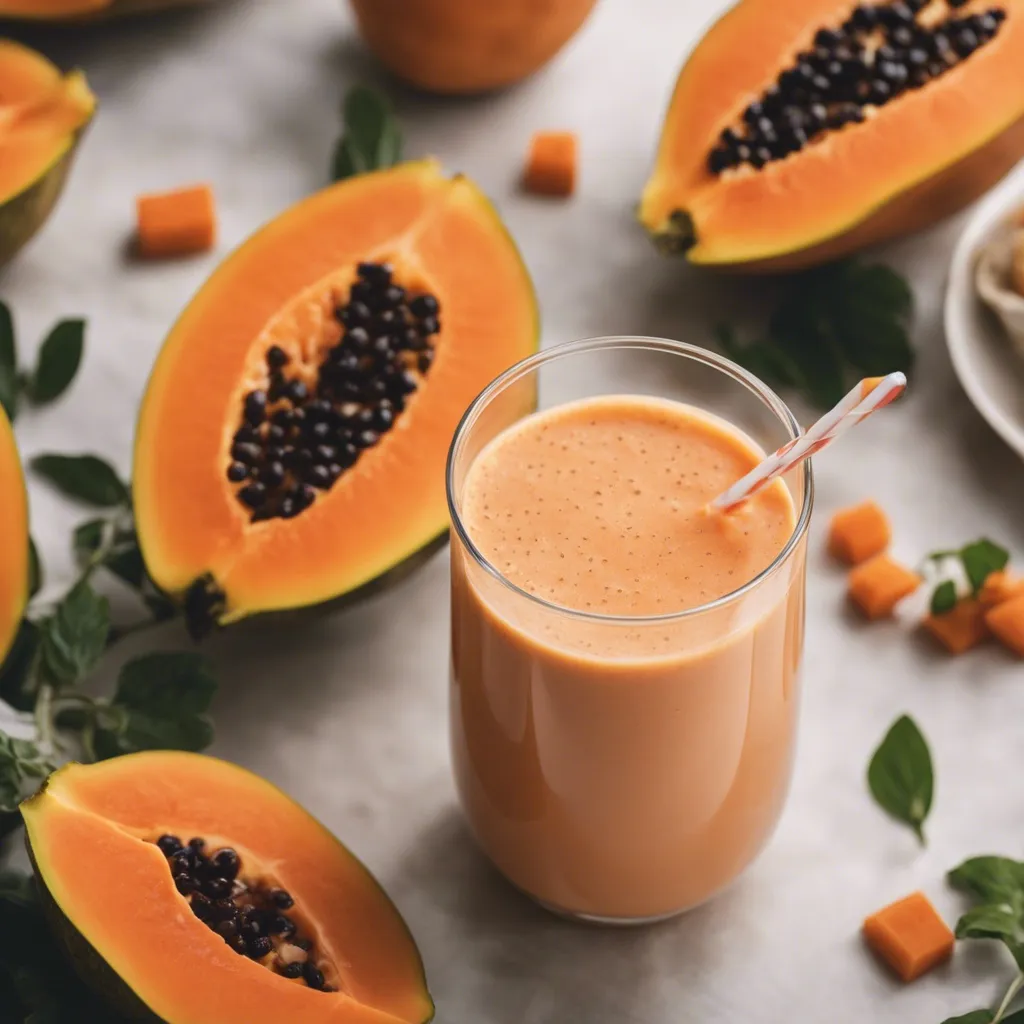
[712,372,907,513]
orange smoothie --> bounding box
[450,394,806,921]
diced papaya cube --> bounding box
[136,183,216,258]
[978,570,1024,608]
[922,599,989,654]
[523,131,578,197]
[828,501,891,565]
[848,554,920,620]
[862,891,954,982]
[985,593,1024,657]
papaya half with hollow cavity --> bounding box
[0,402,28,665]
[22,752,434,1023]
[0,39,94,265]
[134,159,538,636]
[349,0,598,94]
[0,0,208,19]
[640,0,1024,273]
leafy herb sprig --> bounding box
[0,302,84,422]
[0,307,217,822]
[331,85,404,183]
[941,855,1024,1023]
[717,258,914,410]
[926,539,1010,616]
[867,714,934,846]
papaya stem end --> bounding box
[653,209,697,256]
[183,574,226,641]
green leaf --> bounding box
[715,325,804,389]
[29,319,84,404]
[332,86,403,182]
[867,714,933,845]
[930,580,957,616]
[960,539,1010,595]
[0,619,41,712]
[940,1012,995,1024]
[0,301,16,422]
[100,651,218,757]
[72,518,106,565]
[956,901,1024,970]
[38,579,109,687]
[949,856,1024,904]
[31,454,129,508]
[948,856,1024,972]
[27,538,41,600]
[0,732,50,813]
[114,651,217,716]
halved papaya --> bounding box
[134,159,537,635]
[640,0,1024,272]
[0,39,95,265]
[22,753,434,1024]
[0,401,28,665]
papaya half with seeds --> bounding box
[0,39,95,266]
[640,0,1024,273]
[22,752,434,1023]
[0,402,28,664]
[133,159,537,636]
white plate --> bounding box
[945,161,1024,460]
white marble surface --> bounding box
[3,1,1024,1021]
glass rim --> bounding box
[446,335,814,624]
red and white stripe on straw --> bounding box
[712,372,907,513]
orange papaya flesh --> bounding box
[22,753,434,1024]
[133,159,537,630]
[0,0,108,15]
[0,40,95,264]
[0,402,28,665]
[640,0,1024,272]
[0,0,208,18]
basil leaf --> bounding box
[0,620,41,712]
[960,539,1010,595]
[948,856,1024,904]
[332,86,403,182]
[0,732,49,813]
[31,454,129,508]
[72,518,106,565]
[27,538,41,600]
[114,651,216,717]
[99,651,217,757]
[29,319,84,404]
[955,900,1024,970]
[930,580,957,616]
[0,301,16,422]
[940,1013,994,1024]
[867,714,933,845]
[39,579,110,687]
[715,325,804,389]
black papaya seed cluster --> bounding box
[707,0,1007,174]
[155,833,332,990]
[225,261,441,522]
